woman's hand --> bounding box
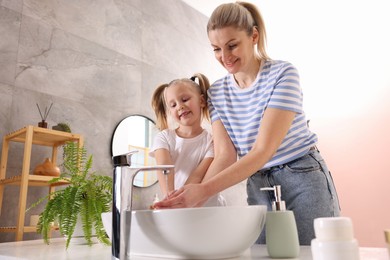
[153,183,208,209]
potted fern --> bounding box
[29,141,112,248]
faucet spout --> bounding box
[111,151,173,260]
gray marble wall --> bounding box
[0,0,246,242]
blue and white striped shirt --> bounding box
[208,60,318,168]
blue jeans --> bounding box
[247,148,340,245]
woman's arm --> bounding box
[202,120,237,182]
[154,107,296,208]
[154,148,175,197]
[203,108,296,196]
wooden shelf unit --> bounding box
[0,225,59,233]
[0,125,83,241]
[0,175,69,187]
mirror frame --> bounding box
[111,114,158,187]
[111,114,156,157]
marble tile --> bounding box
[1,0,23,13]
[0,83,13,137]
[8,86,130,174]
[8,88,55,133]
[16,15,142,111]
[137,0,209,42]
[140,62,177,115]
[0,6,21,85]
[22,0,143,59]
[141,17,192,75]
[139,2,222,82]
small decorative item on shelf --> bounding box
[52,122,72,133]
[33,158,61,177]
[38,120,48,128]
[36,102,53,128]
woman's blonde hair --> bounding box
[207,1,269,60]
[151,73,210,131]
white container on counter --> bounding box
[311,217,360,260]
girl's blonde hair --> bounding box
[207,1,269,60]
[151,73,210,131]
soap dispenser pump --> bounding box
[261,185,300,258]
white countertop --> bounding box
[0,238,388,260]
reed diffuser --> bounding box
[36,103,53,128]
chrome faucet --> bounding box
[111,151,174,260]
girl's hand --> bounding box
[166,189,177,199]
[153,184,207,209]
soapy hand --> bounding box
[149,193,160,210]
[153,183,207,209]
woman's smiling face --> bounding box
[208,26,257,74]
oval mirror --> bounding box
[111,115,159,187]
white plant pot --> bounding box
[65,215,98,245]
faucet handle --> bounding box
[112,151,139,167]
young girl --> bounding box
[149,73,225,207]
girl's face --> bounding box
[208,26,258,74]
[164,82,205,127]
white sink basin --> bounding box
[102,205,266,259]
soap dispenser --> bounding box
[261,185,300,258]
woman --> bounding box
[154,1,340,245]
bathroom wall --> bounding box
[0,0,243,243]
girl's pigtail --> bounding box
[151,83,169,130]
[191,73,211,122]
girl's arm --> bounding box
[184,157,213,185]
[153,148,175,197]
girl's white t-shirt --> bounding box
[149,128,214,189]
[149,128,226,207]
